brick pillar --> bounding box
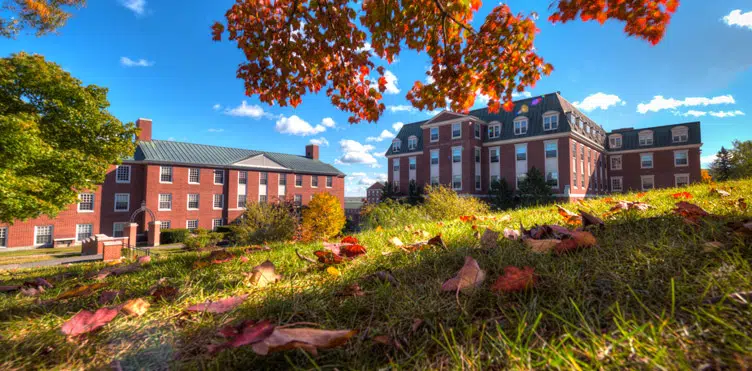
[147,221,161,247]
[124,223,139,248]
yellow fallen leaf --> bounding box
[121,298,150,316]
[326,266,341,277]
[389,237,404,247]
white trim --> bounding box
[159,166,173,184]
[294,174,303,187]
[213,169,225,185]
[212,218,224,231]
[608,134,623,150]
[608,143,700,155]
[407,135,418,151]
[0,226,7,248]
[674,149,689,167]
[452,175,462,190]
[77,193,95,213]
[451,146,462,163]
[429,127,439,143]
[115,165,131,184]
[671,126,689,143]
[186,219,199,230]
[420,111,484,128]
[114,193,130,212]
[75,223,93,242]
[385,150,422,159]
[674,173,690,187]
[484,132,569,146]
[187,193,200,210]
[610,176,623,192]
[513,117,528,135]
[542,111,559,131]
[311,175,319,188]
[112,222,127,238]
[213,194,224,210]
[610,155,622,170]
[640,175,655,191]
[232,154,288,170]
[640,152,654,169]
[487,122,502,139]
[638,130,654,146]
[158,193,172,211]
[451,122,462,139]
[188,168,201,184]
[33,225,54,247]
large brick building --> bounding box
[0,119,345,249]
[385,92,701,199]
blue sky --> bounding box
[2,0,751,196]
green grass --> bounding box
[1,180,751,370]
[0,246,82,266]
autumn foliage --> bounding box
[301,192,347,241]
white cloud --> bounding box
[573,93,624,112]
[637,95,735,114]
[309,137,330,147]
[120,0,146,15]
[320,117,336,128]
[680,110,707,117]
[723,9,752,30]
[701,154,718,166]
[120,57,153,67]
[382,70,400,94]
[351,172,367,177]
[224,101,273,119]
[392,122,404,132]
[275,115,326,136]
[167,137,175,141]
[426,74,435,84]
[512,91,533,99]
[366,129,396,142]
[387,105,416,113]
[348,172,387,186]
[207,128,224,132]
[357,42,372,53]
[212,104,221,111]
[709,110,745,118]
[336,139,381,168]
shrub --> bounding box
[301,192,346,241]
[160,228,190,244]
[360,198,429,230]
[516,167,554,206]
[407,179,425,205]
[423,185,489,220]
[184,228,223,251]
[489,178,515,210]
[226,200,298,245]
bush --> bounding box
[301,192,346,241]
[226,200,298,245]
[423,185,489,220]
[516,167,554,206]
[184,229,223,251]
[160,228,190,244]
[489,178,515,210]
[360,198,429,230]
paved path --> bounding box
[0,254,103,271]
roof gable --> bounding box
[233,154,287,169]
[423,110,471,125]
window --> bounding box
[543,113,559,131]
[409,157,416,170]
[490,175,499,186]
[611,177,623,192]
[189,168,200,184]
[675,174,690,187]
[186,220,199,231]
[431,176,439,186]
[474,123,481,139]
[452,123,461,138]
[515,145,527,161]
[610,156,622,170]
[580,146,584,161]
[114,193,130,212]
[475,148,481,163]
[640,153,654,169]
[116,165,131,183]
[212,219,224,230]
[112,223,125,238]
[639,131,654,146]
[392,139,401,152]
[294,194,302,206]
[187,194,199,210]
[545,142,557,158]
[213,194,224,209]
[488,123,501,139]
[76,224,93,241]
[641,175,655,190]
[0,227,6,247]
[393,159,400,172]
[35,225,53,246]
[674,150,689,167]
[490,148,499,163]
[431,150,439,165]
[160,166,173,183]
[260,172,268,185]
[514,118,528,135]
[259,195,267,203]
[238,194,247,208]
[430,127,439,142]
[572,142,577,158]
[609,135,622,149]
[326,176,333,188]
[573,171,578,189]
[295,174,303,187]
[452,147,462,163]
[78,193,94,212]
[452,175,462,190]
[161,221,171,230]
[475,175,481,190]
[214,169,225,184]
[547,171,559,188]
[407,136,418,150]
[158,194,172,210]
[672,126,688,143]
[279,175,287,186]
[311,176,318,187]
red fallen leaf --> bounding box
[314,250,344,265]
[340,244,367,258]
[557,205,582,226]
[459,215,477,223]
[341,236,359,244]
[209,250,234,264]
[61,307,120,336]
[491,266,536,293]
[441,256,486,293]
[251,327,358,356]
[672,192,692,200]
[186,295,248,314]
[636,192,647,198]
[239,256,250,263]
[209,320,276,354]
[56,282,109,301]
[673,201,710,224]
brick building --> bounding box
[385,92,701,199]
[366,182,385,204]
[0,119,345,249]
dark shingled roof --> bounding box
[129,140,345,176]
[605,122,701,151]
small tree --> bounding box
[406,179,424,205]
[710,146,732,181]
[423,185,489,221]
[227,200,298,245]
[729,140,752,180]
[489,178,515,210]
[516,167,553,206]
[301,192,346,241]
[381,181,400,201]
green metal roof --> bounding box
[605,122,702,151]
[129,140,345,176]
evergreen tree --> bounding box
[380,181,400,201]
[516,167,553,206]
[489,178,515,210]
[407,179,424,205]
[710,146,732,181]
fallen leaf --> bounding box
[61,307,119,336]
[56,283,109,301]
[557,205,582,226]
[150,285,179,302]
[340,244,367,258]
[0,285,21,293]
[459,215,477,223]
[251,327,358,356]
[21,286,45,297]
[673,201,710,225]
[636,192,647,198]
[491,266,536,293]
[411,318,424,332]
[239,256,250,263]
[367,271,399,287]
[246,261,281,287]
[192,261,211,270]
[703,241,724,252]
[295,249,317,264]
[186,295,248,314]
[441,256,486,293]
[209,250,234,264]
[427,234,446,249]
[313,250,343,265]
[480,229,499,249]
[388,237,404,247]
[413,230,431,239]
[121,298,150,316]
[245,245,272,253]
[372,335,390,344]
[711,188,731,197]
[375,226,383,232]
[579,210,605,229]
[503,228,521,240]
[98,290,125,305]
[209,320,276,354]
[672,191,693,200]
[326,266,341,277]
[524,238,560,253]
[337,283,365,297]
[341,236,359,244]
[137,255,151,265]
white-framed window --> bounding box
[409,157,416,170]
[238,171,247,185]
[475,175,481,190]
[407,136,418,150]
[34,225,53,246]
[515,145,527,161]
[76,224,93,242]
[430,127,439,142]
[294,194,302,206]
[186,220,199,231]
[116,165,131,183]
[489,148,499,163]
[543,112,559,131]
[675,173,690,187]
[430,176,439,186]
[490,175,499,186]
[393,159,400,172]
[161,220,171,230]
[475,147,481,163]
[392,139,401,153]
[184,194,198,210]
[516,173,527,188]
[610,155,622,170]
[452,123,461,139]
[257,172,267,186]
[112,222,126,238]
[641,175,655,190]
[295,174,303,187]
[452,175,462,190]
[311,175,318,187]
[214,169,225,184]
[160,166,173,183]
[674,150,689,167]
[488,123,501,139]
[474,123,481,139]
[639,130,654,146]
[78,193,95,212]
[545,141,558,158]
[326,176,333,188]
[158,194,172,211]
[114,193,130,212]
[259,195,268,203]
[212,218,224,231]
[573,171,578,189]
[609,134,622,149]
[189,168,200,184]
[213,194,224,209]
[640,153,654,169]
[672,126,689,143]
[237,194,247,208]
[572,142,577,158]
[547,171,559,188]
[431,150,439,165]
[514,118,528,135]
[279,174,287,186]
[611,176,623,192]
[0,227,7,248]
[452,147,462,163]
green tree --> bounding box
[380,181,400,201]
[489,178,515,210]
[407,179,424,205]
[1,0,85,38]
[516,167,553,206]
[710,146,732,181]
[729,140,752,179]
[0,53,138,223]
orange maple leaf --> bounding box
[491,266,536,293]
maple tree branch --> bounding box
[432,0,474,34]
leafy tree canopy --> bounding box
[212,0,679,123]
[1,0,85,38]
[0,52,137,223]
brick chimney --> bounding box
[135,118,153,142]
[305,144,319,160]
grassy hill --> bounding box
[1,180,751,369]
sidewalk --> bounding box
[0,254,103,271]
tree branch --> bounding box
[432,0,474,34]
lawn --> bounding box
[1,180,750,370]
[0,246,82,266]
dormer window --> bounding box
[392,139,401,153]
[407,136,418,151]
[488,122,501,139]
[609,134,622,149]
[543,112,559,131]
[513,117,528,135]
[672,126,689,143]
[639,130,654,146]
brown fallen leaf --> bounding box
[427,234,446,249]
[703,241,724,252]
[150,285,179,301]
[480,229,499,249]
[209,320,276,354]
[313,251,344,265]
[121,298,150,317]
[209,250,234,264]
[524,238,561,253]
[0,285,21,293]
[557,205,582,226]
[337,283,366,297]
[673,201,710,225]
[295,249,317,264]
[61,307,119,336]
[411,318,424,333]
[98,290,125,305]
[251,327,358,356]
[56,282,109,301]
[245,260,281,288]
[186,295,248,314]
[491,266,536,293]
[441,256,486,293]
[137,255,151,265]
[413,230,431,239]
[579,210,605,229]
